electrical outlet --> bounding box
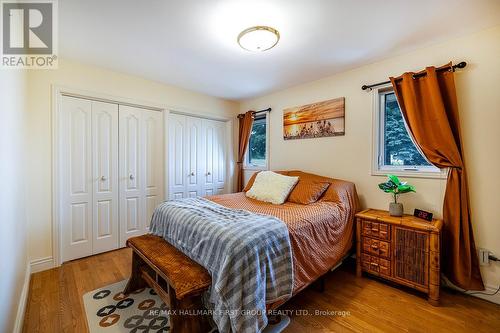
[478,248,489,266]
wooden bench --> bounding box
[123,234,212,333]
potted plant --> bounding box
[378,174,416,216]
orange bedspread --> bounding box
[207,172,359,294]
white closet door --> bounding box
[169,115,227,199]
[168,113,187,199]
[202,119,216,196]
[185,116,203,197]
[119,105,144,246]
[202,119,227,195]
[60,97,164,260]
[213,120,227,194]
[143,110,164,231]
[119,105,164,245]
[91,101,119,254]
[60,96,93,262]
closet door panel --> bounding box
[125,115,140,190]
[125,197,140,230]
[119,105,144,246]
[202,119,215,195]
[96,201,112,238]
[168,113,187,199]
[70,203,89,244]
[214,121,227,194]
[200,119,227,196]
[60,96,93,262]
[143,110,163,231]
[185,116,203,197]
[92,101,119,254]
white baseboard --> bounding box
[30,256,55,273]
[458,284,500,305]
[443,278,500,305]
[12,257,57,332]
[13,262,31,333]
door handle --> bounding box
[189,172,195,176]
[129,174,134,180]
[206,172,211,176]
[100,176,107,181]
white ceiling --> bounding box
[60,0,500,100]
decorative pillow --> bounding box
[245,171,299,204]
[288,180,330,205]
[243,170,289,192]
[243,171,260,192]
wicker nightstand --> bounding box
[355,209,443,305]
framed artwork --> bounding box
[283,97,345,140]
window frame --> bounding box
[244,112,270,171]
[371,85,447,179]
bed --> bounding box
[207,170,359,297]
[128,170,359,333]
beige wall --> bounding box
[240,26,500,290]
[0,71,29,332]
[26,59,239,267]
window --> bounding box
[373,87,444,178]
[245,113,269,170]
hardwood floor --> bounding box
[23,248,500,333]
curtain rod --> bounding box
[361,61,467,91]
[237,107,271,118]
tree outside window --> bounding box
[248,116,266,167]
[383,93,430,166]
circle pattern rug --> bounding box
[83,279,290,332]
[83,280,170,332]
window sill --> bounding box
[371,168,448,180]
[243,165,268,172]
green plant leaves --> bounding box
[397,184,416,193]
[388,174,401,185]
[378,175,416,195]
[378,180,396,193]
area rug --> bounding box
[83,280,290,332]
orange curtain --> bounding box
[236,111,254,191]
[390,63,484,290]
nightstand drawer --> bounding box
[379,258,391,276]
[361,253,374,271]
[362,220,376,236]
[361,254,391,277]
[362,220,391,240]
[362,237,390,258]
[379,223,390,240]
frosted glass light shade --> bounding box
[237,26,280,52]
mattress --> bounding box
[207,175,359,294]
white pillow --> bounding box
[245,171,299,205]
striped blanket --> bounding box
[150,197,294,333]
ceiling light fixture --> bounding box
[237,26,280,52]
